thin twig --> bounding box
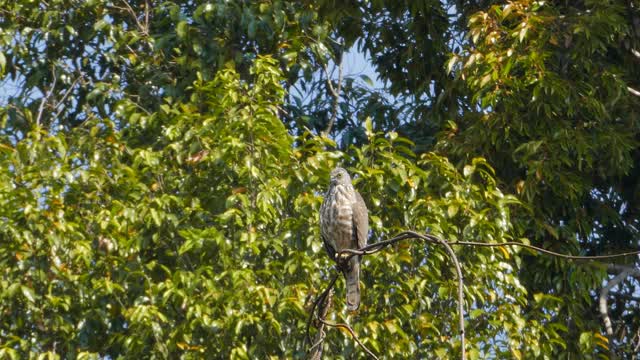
[319,59,338,98]
[425,235,466,358]
[317,39,344,137]
[35,68,57,126]
[307,271,376,358]
[307,272,379,359]
[307,330,326,358]
[316,317,379,360]
[52,74,83,120]
[121,0,149,35]
[322,56,343,137]
[452,240,640,260]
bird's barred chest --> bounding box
[322,184,357,249]
[334,184,356,222]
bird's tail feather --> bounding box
[345,258,360,311]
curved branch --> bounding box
[452,240,640,260]
[338,231,467,359]
[310,230,640,359]
[306,273,339,345]
[340,232,640,260]
[429,235,466,358]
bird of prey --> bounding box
[320,167,369,311]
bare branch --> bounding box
[599,267,640,359]
[429,235,466,359]
[316,317,379,360]
[629,86,640,97]
[52,74,83,121]
[451,240,640,260]
[319,59,338,99]
[308,289,332,360]
[306,274,339,345]
[341,234,640,261]
[306,273,378,359]
[35,68,57,126]
[607,264,640,278]
[144,0,150,33]
[340,232,466,358]
[121,0,149,36]
[322,57,343,137]
[600,270,630,336]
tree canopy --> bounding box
[0,0,639,358]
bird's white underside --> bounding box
[326,184,357,253]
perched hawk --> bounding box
[320,167,369,311]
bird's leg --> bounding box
[335,252,351,272]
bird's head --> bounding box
[329,167,352,186]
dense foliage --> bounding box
[1,0,638,358]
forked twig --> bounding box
[316,317,379,360]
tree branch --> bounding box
[431,235,466,358]
[52,74,83,121]
[309,231,466,359]
[599,267,640,359]
[340,231,466,358]
[35,68,57,126]
[121,0,149,36]
[316,316,379,360]
[321,58,343,137]
[308,288,332,360]
[306,273,378,359]
[607,264,640,278]
[452,240,640,260]
[318,40,344,138]
[306,274,338,346]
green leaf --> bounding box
[447,205,458,218]
[176,21,188,38]
[360,74,375,87]
[0,52,6,73]
[463,165,474,177]
[364,116,374,138]
[21,286,36,303]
